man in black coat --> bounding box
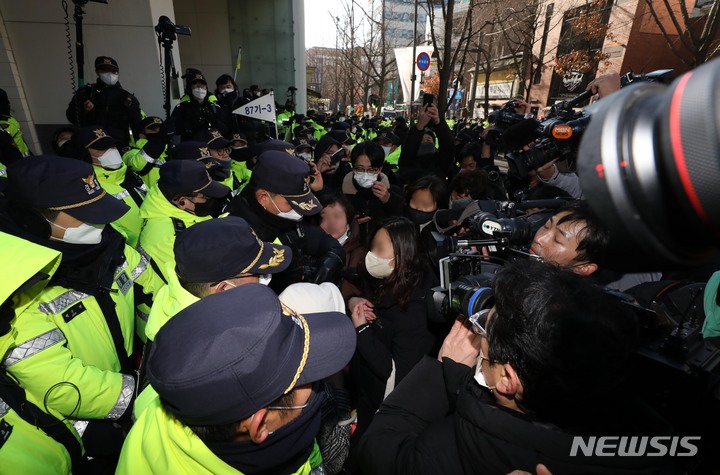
[359,260,678,475]
[66,56,142,148]
[227,149,345,293]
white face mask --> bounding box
[192,87,207,100]
[297,152,312,161]
[474,352,496,391]
[258,274,272,286]
[381,145,392,157]
[268,194,303,221]
[57,139,69,149]
[47,220,105,245]
[354,172,377,189]
[99,72,119,86]
[365,250,394,279]
[221,87,234,94]
[97,148,123,170]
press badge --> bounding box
[116,271,132,295]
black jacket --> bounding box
[359,357,677,475]
[350,271,440,441]
[398,120,454,182]
[227,187,345,292]
[66,81,142,147]
[170,98,230,141]
[340,172,405,244]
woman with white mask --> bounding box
[346,216,441,446]
[342,142,405,244]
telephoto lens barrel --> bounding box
[577,57,720,270]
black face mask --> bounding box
[206,387,324,475]
[205,159,232,181]
[409,208,435,225]
[193,197,226,218]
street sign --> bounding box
[416,52,430,71]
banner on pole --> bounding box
[233,93,276,122]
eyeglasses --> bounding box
[468,308,491,336]
[267,387,316,411]
[352,166,380,174]
[212,147,231,156]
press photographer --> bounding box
[359,260,674,474]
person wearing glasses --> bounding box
[357,260,671,475]
[341,142,405,244]
[197,128,244,192]
[117,284,356,475]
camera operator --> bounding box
[358,260,673,475]
[528,200,660,290]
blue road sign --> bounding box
[417,52,430,71]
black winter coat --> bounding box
[359,357,678,475]
[66,81,142,147]
[227,187,345,293]
[349,271,440,441]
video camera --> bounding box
[502,89,593,178]
[155,15,191,42]
[484,100,528,148]
[426,198,565,323]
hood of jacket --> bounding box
[0,231,61,316]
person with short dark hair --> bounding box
[359,260,670,475]
[405,175,448,229]
[65,56,142,148]
[397,103,454,182]
[529,200,609,276]
[117,284,356,474]
[342,142,405,243]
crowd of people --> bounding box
[0,54,718,475]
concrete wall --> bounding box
[0,0,180,153]
[173,0,233,91]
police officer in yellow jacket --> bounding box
[137,158,230,281]
[0,233,83,475]
[72,126,147,247]
[117,284,356,474]
[122,116,169,188]
[0,156,164,460]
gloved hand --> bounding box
[142,133,167,160]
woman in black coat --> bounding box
[346,217,440,446]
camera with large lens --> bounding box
[485,100,527,148]
[502,90,592,178]
[573,59,720,461]
[426,199,565,323]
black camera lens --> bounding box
[578,58,720,270]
